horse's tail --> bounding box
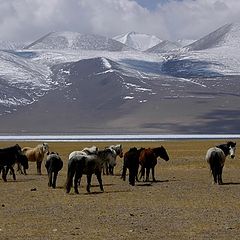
[208,151,222,182]
[121,156,127,181]
[65,158,76,193]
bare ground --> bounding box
[1,140,240,240]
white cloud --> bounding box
[0,0,240,42]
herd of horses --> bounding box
[0,141,237,194]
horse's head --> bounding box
[105,149,117,167]
[42,143,49,154]
[115,144,123,158]
[154,146,169,161]
[227,141,236,159]
[14,144,22,154]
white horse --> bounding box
[103,144,123,175]
[68,146,98,160]
[66,148,117,194]
[205,141,236,184]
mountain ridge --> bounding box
[0,23,240,133]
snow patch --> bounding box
[101,57,111,69]
[123,96,134,100]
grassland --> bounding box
[0,139,240,240]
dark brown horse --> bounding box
[139,146,169,182]
[122,147,144,186]
[0,144,28,182]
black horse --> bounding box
[66,149,116,194]
[0,144,28,182]
[45,152,63,189]
[206,141,236,184]
[122,147,144,186]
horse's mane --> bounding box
[216,141,236,157]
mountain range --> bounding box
[0,23,240,134]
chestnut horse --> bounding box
[139,146,169,182]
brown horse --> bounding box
[139,146,169,182]
[22,143,49,175]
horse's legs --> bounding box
[48,170,53,187]
[139,166,145,181]
[52,172,58,189]
[17,163,24,175]
[96,172,104,192]
[7,166,16,180]
[86,174,92,193]
[135,164,140,182]
[146,168,150,182]
[36,161,42,175]
[66,168,75,194]
[109,165,114,175]
[106,163,109,175]
[213,167,218,184]
[218,166,223,185]
[121,164,127,181]
[152,167,156,182]
[129,168,137,186]
[74,171,81,194]
[2,167,7,182]
[103,162,109,175]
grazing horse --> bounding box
[66,149,116,194]
[139,146,169,182]
[122,147,144,186]
[206,141,236,184]
[22,143,49,175]
[45,152,63,189]
[0,144,28,182]
[103,144,123,175]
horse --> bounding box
[68,145,98,160]
[206,141,236,184]
[22,143,49,175]
[66,149,116,194]
[139,146,169,182]
[0,144,28,182]
[45,152,63,189]
[122,147,144,186]
[103,144,123,175]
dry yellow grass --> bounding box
[0,139,240,240]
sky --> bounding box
[0,0,240,42]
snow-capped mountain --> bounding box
[0,25,240,134]
[146,40,181,53]
[113,32,162,51]
[25,31,132,51]
[0,41,26,50]
[185,23,239,51]
[162,23,240,77]
[0,50,54,112]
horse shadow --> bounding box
[84,191,103,195]
[3,178,36,183]
[222,182,240,186]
